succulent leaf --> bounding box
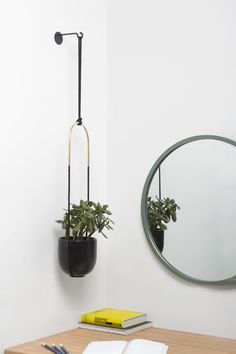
[56,200,114,240]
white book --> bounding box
[125,339,168,354]
[82,339,168,354]
[82,341,127,354]
[78,321,153,335]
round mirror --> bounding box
[141,135,236,285]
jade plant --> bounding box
[56,200,114,240]
[147,196,180,231]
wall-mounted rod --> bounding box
[54,31,83,125]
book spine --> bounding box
[81,314,123,328]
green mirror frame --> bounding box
[141,135,236,285]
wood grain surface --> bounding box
[5,327,236,354]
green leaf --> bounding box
[55,199,114,240]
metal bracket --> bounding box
[54,31,83,45]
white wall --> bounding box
[107,0,236,339]
[0,0,108,352]
[1,1,236,350]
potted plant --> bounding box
[56,200,114,277]
[147,196,180,253]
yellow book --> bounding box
[81,308,147,328]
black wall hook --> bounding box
[54,31,84,124]
[54,31,83,45]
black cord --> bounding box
[77,35,83,125]
[55,31,83,125]
[67,165,71,240]
[159,166,161,199]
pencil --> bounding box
[41,343,58,354]
[59,343,70,354]
[51,343,64,354]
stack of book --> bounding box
[78,308,152,335]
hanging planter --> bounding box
[147,196,180,253]
[58,237,97,277]
[56,200,113,277]
[54,32,114,277]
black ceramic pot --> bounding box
[151,229,164,253]
[58,237,97,277]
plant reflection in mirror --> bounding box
[147,197,180,231]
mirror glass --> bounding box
[141,136,236,284]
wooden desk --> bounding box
[5,327,236,354]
